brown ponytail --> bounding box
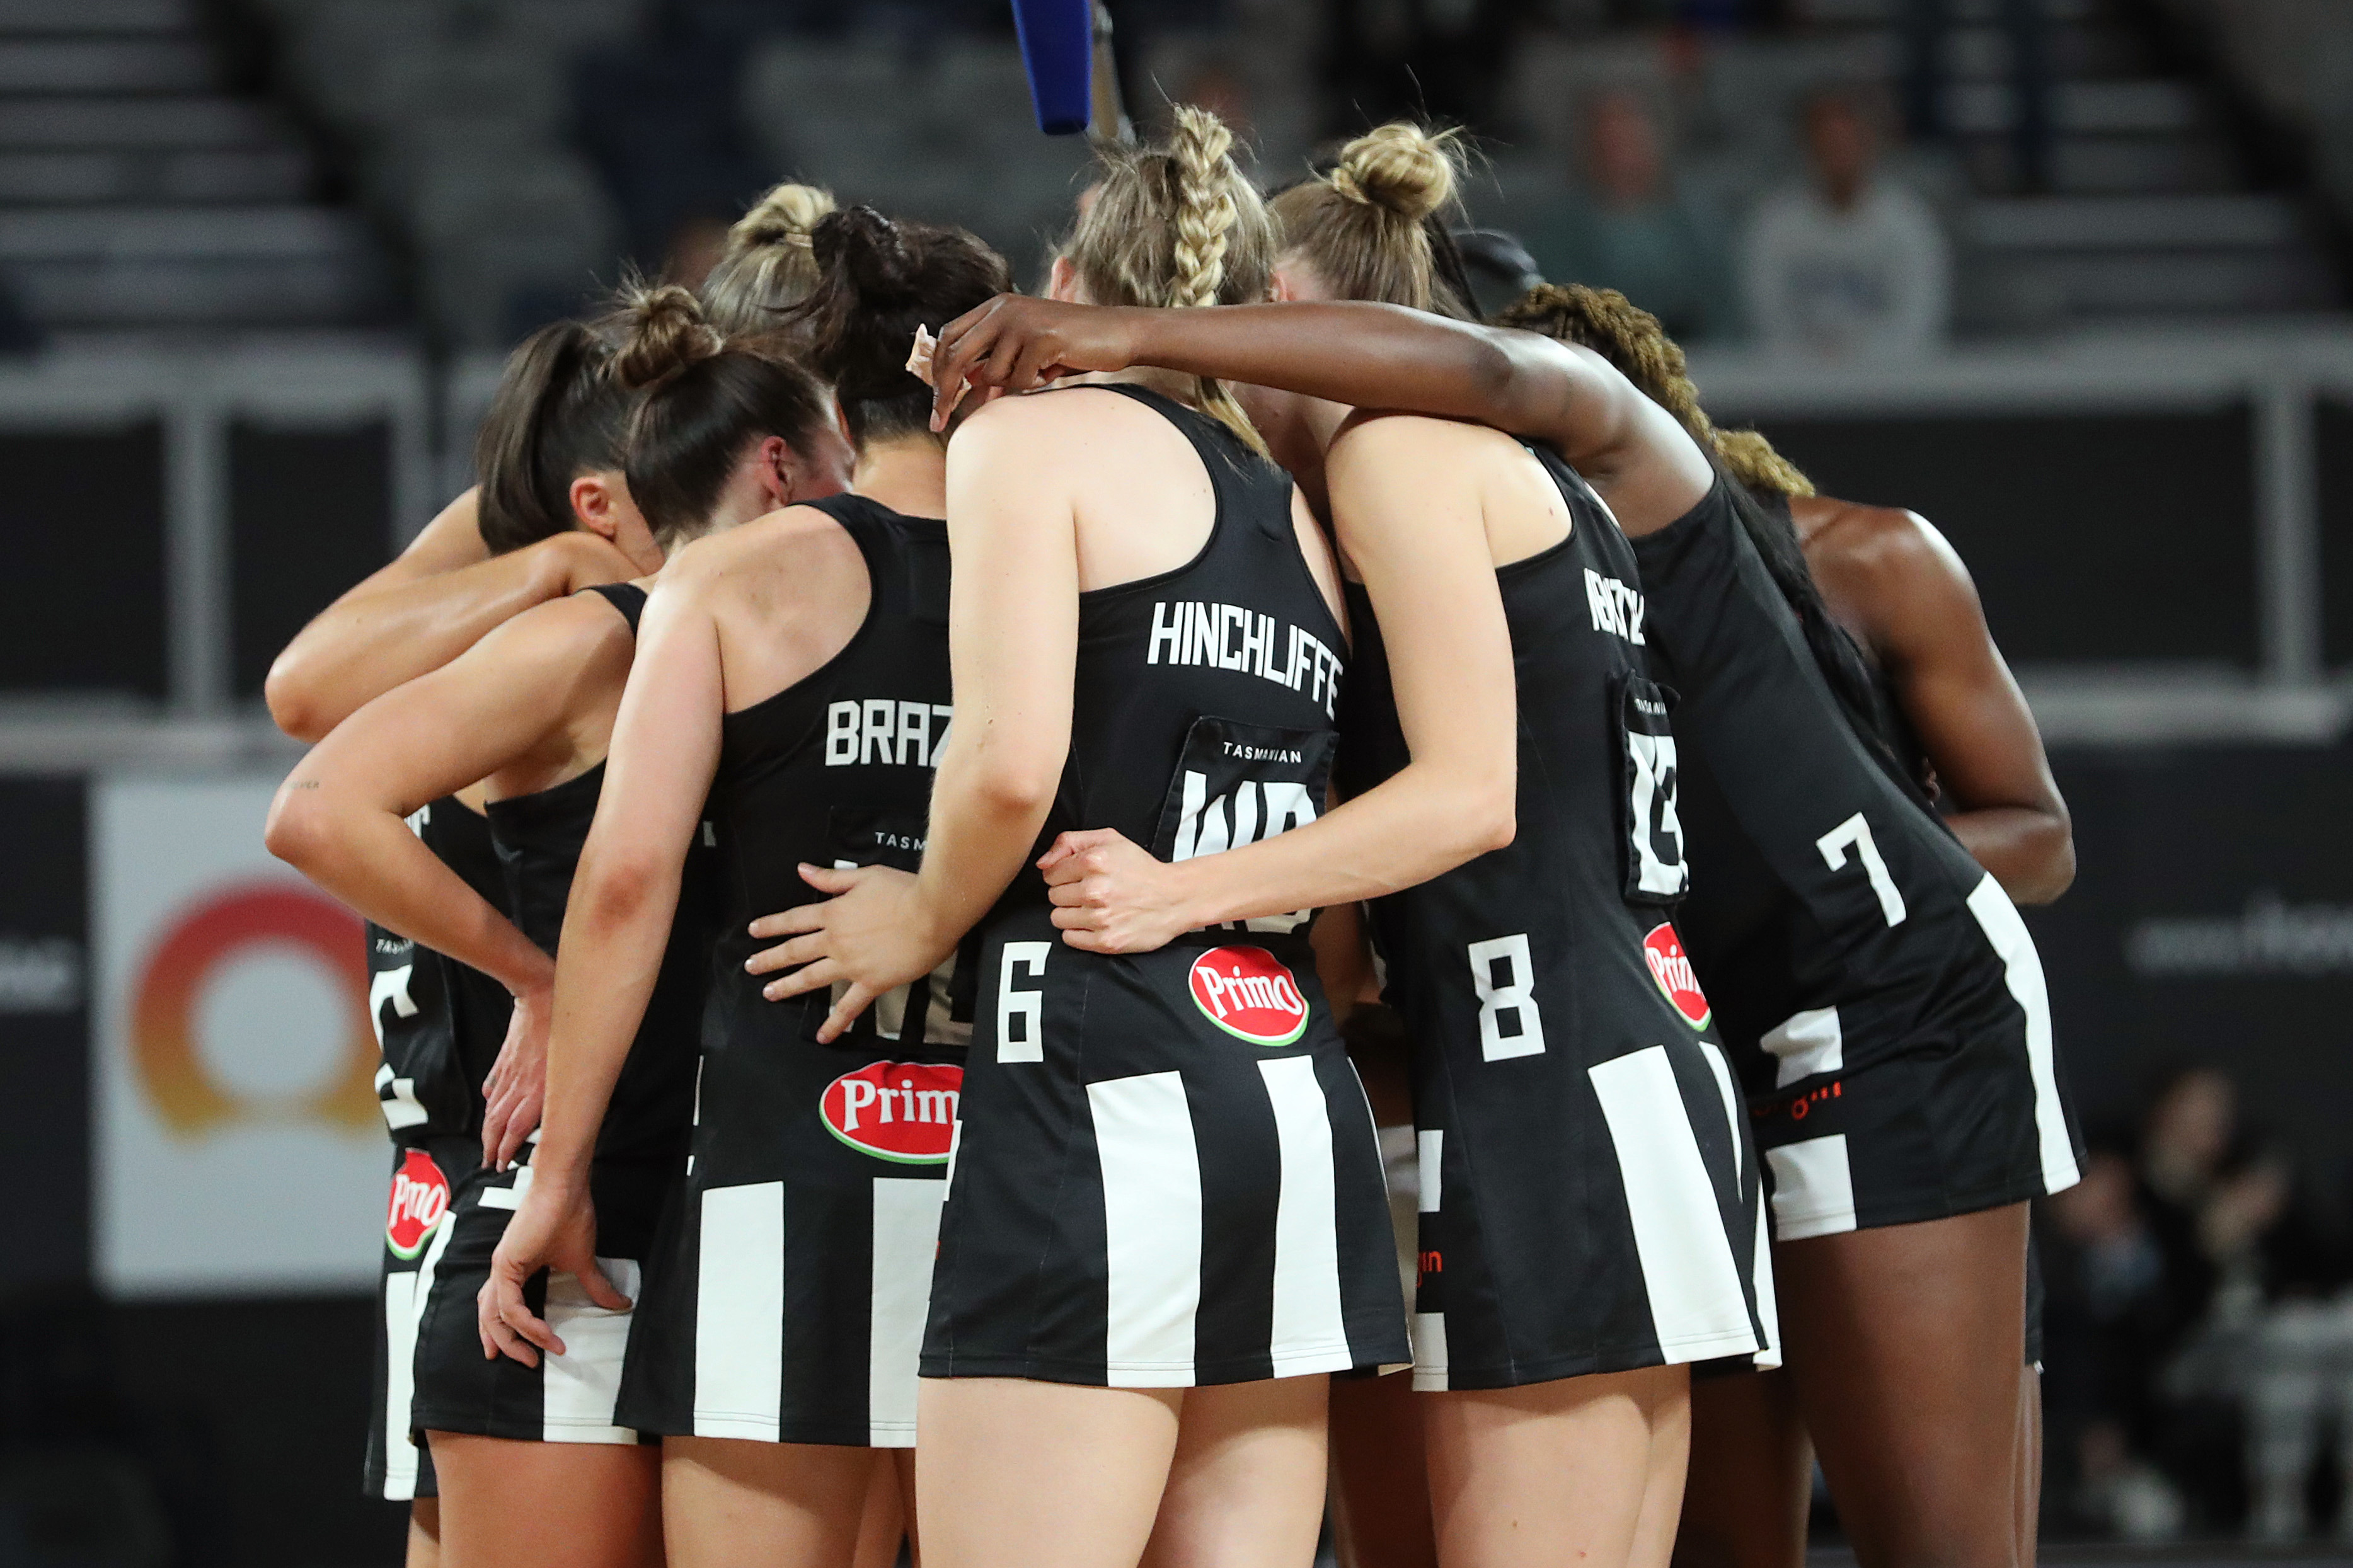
[1271,122,1472,318]
[606,283,832,546]
[473,318,633,554]
[700,181,839,338]
[1061,104,1275,457]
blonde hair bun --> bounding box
[728,182,837,253]
[1332,122,1461,223]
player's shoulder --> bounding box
[1796,495,1978,612]
[1798,495,1948,567]
[1330,408,1522,468]
[457,581,638,697]
[677,503,854,574]
[957,381,1132,442]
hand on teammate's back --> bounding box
[744,863,954,1041]
[1040,828,1196,954]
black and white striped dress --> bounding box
[1631,479,2081,1243]
[922,386,1409,1388]
[1337,442,1774,1392]
[364,796,509,1498]
[407,583,705,1446]
[615,496,967,1449]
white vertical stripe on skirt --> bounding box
[1259,1057,1349,1376]
[1589,1046,1758,1363]
[868,1177,945,1446]
[1090,1070,1202,1387]
[694,1182,785,1440]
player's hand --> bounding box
[478,1165,626,1368]
[928,294,1142,430]
[479,982,551,1172]
[745,864,950,1042]
[1039,828,1199,954]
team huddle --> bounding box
[264,105,2082,1568]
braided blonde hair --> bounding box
[1271,122,1471,317]
[1493,283,1814,496]
[1062,104,1275,456]
[700,181,839,338]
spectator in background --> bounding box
[1520,88,1737,343]
[1741,88,1952,358]
[2040,1145,2199,1538]
[2137,1066,2347,1538]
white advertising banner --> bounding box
[95,775,387,1296]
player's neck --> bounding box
[853,433,948,520]
[1067,365,1200,409]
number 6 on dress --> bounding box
[997,942,1050,1062]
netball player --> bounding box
[1517,285,2072,1568]
[698,180,837,338]
[931,279,2081,1568]
[262,311,655,1568]
[914,125,1769,1568]
[481,205,1008,1568]
[752,108,1432,1568]
[264,176,840,750]
[265,286,854,1568]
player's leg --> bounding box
[1423,1364,1689,1568]
[2015,1367,2042,1566]
[853,1448,912,1568]
[1142,1375,1332,1568]
[406,1498,441,1568]
[1672,1369,1811,1568]
[1778,1203,2029,1568]
[660,1436,879,1568]
[427,1434,662,1568]
[1328,1370,1437,1568]
[917,1377,1181,1568]
[1625,1371,1695,1568]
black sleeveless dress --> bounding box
[1631,480,2082,1245]
[408,581,706,1446]
[616,496,967,1449]
[1336,441,1774,1392]
[923,385,1409,1388]
[365,794,509,1499]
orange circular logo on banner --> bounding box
[130,880,377,1135]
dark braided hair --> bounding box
[1494,283,1914,784]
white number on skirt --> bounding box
[1467,934,1546,1061]
[1817,811,1908,927]
[997,942,1050,1063]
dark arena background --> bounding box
[0,0,2349,1563]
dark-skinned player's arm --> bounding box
[482,562,729,1368]
[923,295,1713,534]
[1824,508,2074,903]
[264,487,638,741]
